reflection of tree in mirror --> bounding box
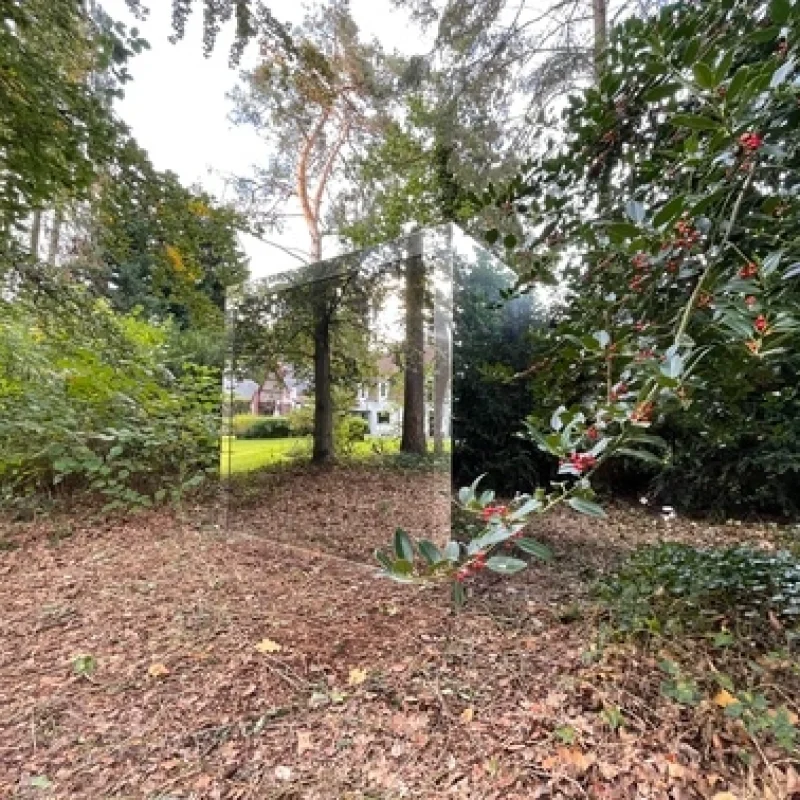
[452,244,552,493]
[227,237,438,466]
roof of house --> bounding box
[224,379,259,401]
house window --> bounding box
[377,411,391,425]
[379,381,388,400]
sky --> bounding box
[101,0,426,278]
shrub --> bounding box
[595,543,800,640]
[237,417,291,439]
[287,405,314,437]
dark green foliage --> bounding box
[238,417,291,439]
[596,542,800,638]
[452,252,554,493]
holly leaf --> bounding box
[485,556,527,575]
[568,497,607,518]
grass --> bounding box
[220,437,304,474]
[219,436,413,475]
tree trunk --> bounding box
[433,289,451,456]
[30,210,42,258]
[312,297,335,463]
[592,0,608,81]
[401,232,427,455]
[48,206,63,266]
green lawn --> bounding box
[220,437,305,475]
[219,436,417,475]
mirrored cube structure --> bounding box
[221,224,542,555]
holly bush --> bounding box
[377,0,800,596]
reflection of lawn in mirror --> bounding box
[220,436,450,474]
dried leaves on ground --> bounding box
[1,465,798,799]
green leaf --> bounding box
[615,447,665,466]
[670,113,720,131]
[606,222,641,241]
[503,233,517,249]
[417,539,443,565]
[30,776,53,790]
[375,549,394,572]
[642,82,681,102]
[451,579,466,608]
[393,528,414,562]
[485,229,499,245]
[727,66,750,101]
[747,25,781,44]
[653,195,686,228]
[692,62,717,90]
[443,541,461,562]
[568,497,607,518]
[784,263,800,279]
[770,0,791,24]
[485,555,527,575]
[762,252,783,276]
[509,497,541,521]
[714,50,735,84]
[514,538,552,561]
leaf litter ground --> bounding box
[1,464,799,799]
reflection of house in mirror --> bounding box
[224,368,309,416]
[352,345,450,437]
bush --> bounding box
[335,414,369,456]
[595,543,800,639]
[287,406,314,437]
[0,283,220,513]
[237,417,291,439]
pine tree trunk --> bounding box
[30,210,42,258]
[48,206,63,266]
[312,296,335,463]
[593,0,608,81]
[401,232,427,455]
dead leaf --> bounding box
[711,793,738,800]
[348,667,368,686]
[255,638,282,654]
[542,747,595,775]
[275,765,292,781]
[296,731,312,755]
[460,706,474,723]
[147,662,169,678]
[713,689,738,708]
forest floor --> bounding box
[1,464,799,800]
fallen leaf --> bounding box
[711,793,738,800]
[147,662,170,678]
[296,731,312,755]
[541,747,595,775]
[275,765,292,781]
[348,667,368,686]
[255,638,282,654]
[713,689,738,708]
[460,706,474,723]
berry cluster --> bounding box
[454,551,487,582]
[562,452,598,473]
[739,131,763,153]
[754,314,769,334]
[739,262,758,279]
[610,381,629,401]
[481,504,508,522]
[674,218,700,249]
